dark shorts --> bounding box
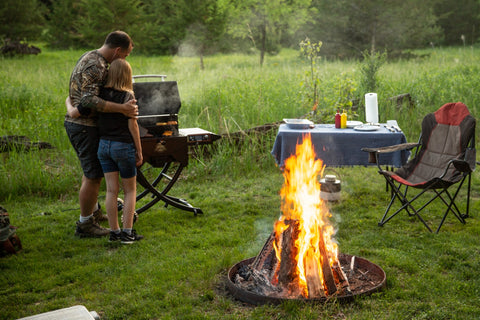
[97,139,137,179]
[64,121,104,179]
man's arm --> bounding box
[75,63,138,118]
[103,99,138,118]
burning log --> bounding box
[332,261,352,296]
[305,249,324,297]
[276,220,301,294]
[251,232,277,274]
[317,228,338,296]
[246,219,348,299]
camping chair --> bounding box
[362,102,476,233]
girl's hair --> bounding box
[105,59,133,94]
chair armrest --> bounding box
[451,159,474,173]
[362,143,419,154]
[362,143,419,165]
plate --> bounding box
[354,125,380,131]
[283,118,314,129]
[346,121,363,128]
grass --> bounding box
[1,46,480,319]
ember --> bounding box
[227,134,386,304]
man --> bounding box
[64,30,138,238]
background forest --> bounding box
[2,0,480,62]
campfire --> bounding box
[227,134,386,304]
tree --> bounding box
[43,0,80,48]
[434,0,480,46]
[227,0,313,66]
[176,0,229,69]
[0,0,46,41]
[74,0,143,48]
[309,0,442,58]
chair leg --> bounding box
[379,180,434,232]
[379,179,403,226]
[435,178,469,233]
[379,173,471,233]
[463,173,472,219]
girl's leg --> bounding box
[121,176,137,229]
[104,171,120,231]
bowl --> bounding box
[283,119,314,129]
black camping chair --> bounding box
[362,102,476,233]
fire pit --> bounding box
[227,253,385,305]
[226,134,386,305]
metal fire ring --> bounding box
[226,253,386,305]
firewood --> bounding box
[332,261,352,295]
[317,230,337,296]
[251,231,277,273]
[305,249,325,298]
[277,220,301,294]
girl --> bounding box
[96,59,143,244]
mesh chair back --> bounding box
[395,102,475,187]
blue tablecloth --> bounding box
[271,124,409,167]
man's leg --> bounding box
[79,175,102,217]
[75,176,109,238]
[65,121,108,236]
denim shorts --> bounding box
[64,121,104,179]
[97,139,137,179]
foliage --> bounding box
[3,0,480,58]
[299,37,322,110]
[322,73,358,119]
[358,49,387,96]
[227,0,313,65]
[41,0,80,49]
[0,0,46,41]
[74,0,142,48]
[176,0,229,69]
[309,0,443,58]
[434,0,480,46]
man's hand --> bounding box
[121,99,139,118]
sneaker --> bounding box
[109,231,122,242]
[92,204,108,223]
[75,217,110,238]
[120,230,144,244]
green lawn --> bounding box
[2,164,479,319]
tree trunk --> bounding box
[259,19,266,66]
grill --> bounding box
[133,75,220,215]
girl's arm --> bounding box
[65,96,81,118]
[128,118,143,167]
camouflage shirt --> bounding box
[65,50,109,127]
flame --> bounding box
[273,134,339,297]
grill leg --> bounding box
[136,161,203,215]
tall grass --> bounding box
[2,46,480,199]
[2,46,480,198]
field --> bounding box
[1,46,480,319]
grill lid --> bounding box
[133,81,181,116]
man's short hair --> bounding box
[104,31,133,50]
